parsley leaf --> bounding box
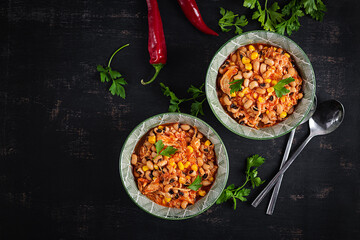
[161,146,178,157]
[242,0,327,36]
[187,175,202,191]
[160,83,206,117]
[301,0,327,21]
[153,140,178,160]
[251,0,284,32]
[216,154,266,210]
[273,77,295,98]
[243,0,257,9]
[219,8,248,34]
[229,79,244,94]
[155,140,165,154]
[97,44,129,98]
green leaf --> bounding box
[97,65,106,72]
[247,154,265,169]
[243,0,257,9]
[273,77,295,97]
[190,101,204,117]
[218,8,248,34]
[97,44,129,98]
[100,72,108,83]
[161,146,178,157]
[155,140,164,155]
[187,84,204,99]
[109,79,126,99]
[229,79,244,94]
[187,175,202,191]
[109,69,122,79]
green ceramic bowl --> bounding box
[205,31,316,140]
[119,113,229,220]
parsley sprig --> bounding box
[218,8,248,34]
[229,79,244,94]
[273,77,295,98]
[216,154,266,210]
[153,140,178,160]
[219,0,327,36]
[160,83,206,117]
[97,44,129,99]
[187,175,202,191]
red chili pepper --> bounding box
[177,0,218,36]
[141,0,167,85]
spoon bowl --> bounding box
[309,100,345,136]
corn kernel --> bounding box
[250,52,259,60]
[148,135,156,144]
[266,110,270,114]
[280,96,286,103]
[204,140,211,146]
[230,92,236,97]
[271,80,278,86]
[187,146,193,153]
[152,177,157,180]
[158,125,164,129]
[198,190,206,196]
[178,162,184,170]
[230,62,235,66]
[185,176,191,180]
[191,164,198,172]
[267,87,274,93]
[162,199,165,204]
[248,45,255,51]
[179,177,186,184]
[165,197,171,202]
[280,111,287,118]
[154,164,159,170]
[253,92,258,99]
[243,87,249,94]
[209,177,214,182]
[246,94,251,99]
[258,96,264,103]
[265,79,272,83]
[142,165,149,172]
[242,57,250,64]
[169,159,175,166]
[274,47,277,51]
[238,92,245,97]
[184,161,191,168]
[245,63,252,71]
[284,53,290,58]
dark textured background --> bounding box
[1,0,359,239]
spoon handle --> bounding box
[266,129,296,215]
[252,134,314,208]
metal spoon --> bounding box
[266,96,318,215]
[252,100,345,208]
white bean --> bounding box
[243,71,253,79]
[249,81,259,89]
[260,63,267,73]
[131,154,138,165]
[244,99,253,109]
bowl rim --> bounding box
[119,112,229,220]
[205,30,316,140]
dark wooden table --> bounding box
[1,0,359,239]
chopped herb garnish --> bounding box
[229,79,244,94]
[273,77,295,98]
[153,140,178,160]
[187,175,202,191]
